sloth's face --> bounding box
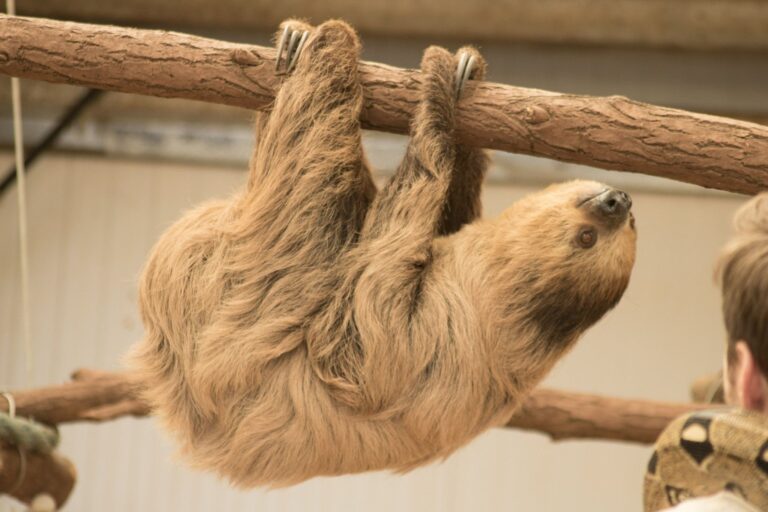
[568,181,636,252]
[505,179,634,244]
[500,179,636,271]
[495,180,637,342]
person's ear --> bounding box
[733,341,768,412]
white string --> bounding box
[7,0,32,377]
[1,391,16,418]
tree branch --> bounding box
[509,388,712,444]
[0,14,767,194]
[0,442,76,508]
[0,370,713,445]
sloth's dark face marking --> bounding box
[526,268,628,347]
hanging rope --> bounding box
[0,413,59,454]
[0,392,66,511]
[6,0,32,376]
[0,392,58,455]
[3,9,71,510]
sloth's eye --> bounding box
[577,227,597,249]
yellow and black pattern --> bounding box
[644,408,768,511]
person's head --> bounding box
[716,192,768,412]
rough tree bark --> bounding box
[0,370,713,445]
[0,15,767,194]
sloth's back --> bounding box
[132,199,513,487]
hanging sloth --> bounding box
[129,19,637,487]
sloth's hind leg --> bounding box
[240,20,376,253]
[190,21,377,413]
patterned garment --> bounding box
[645,409,768,511]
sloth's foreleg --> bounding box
[362,46,486,244]
[346,47,486,412]
[439,47,489,236]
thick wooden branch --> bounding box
[1,15,767,194]
[0,442,76,507]
[0,370,713,445]
[3,370,150,425]
[510,388,712,444]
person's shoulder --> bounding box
[664,491,760,512]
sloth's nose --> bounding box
[596,189,632,220]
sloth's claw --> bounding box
[288,30,309,72]
[275,26,290,72]
[276,25,310,74]
[454,50,477,100]
[275,26,291,73]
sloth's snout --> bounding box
[586,188,633,228]
[596,189,631,219]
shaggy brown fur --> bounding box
[129,19,637,487]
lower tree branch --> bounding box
[510,388,712,444]
[0,370,713,445]
[0,442,76,507]
[0,15,767,194]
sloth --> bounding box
[129,19,637,487]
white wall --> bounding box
[0,151,742,511]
